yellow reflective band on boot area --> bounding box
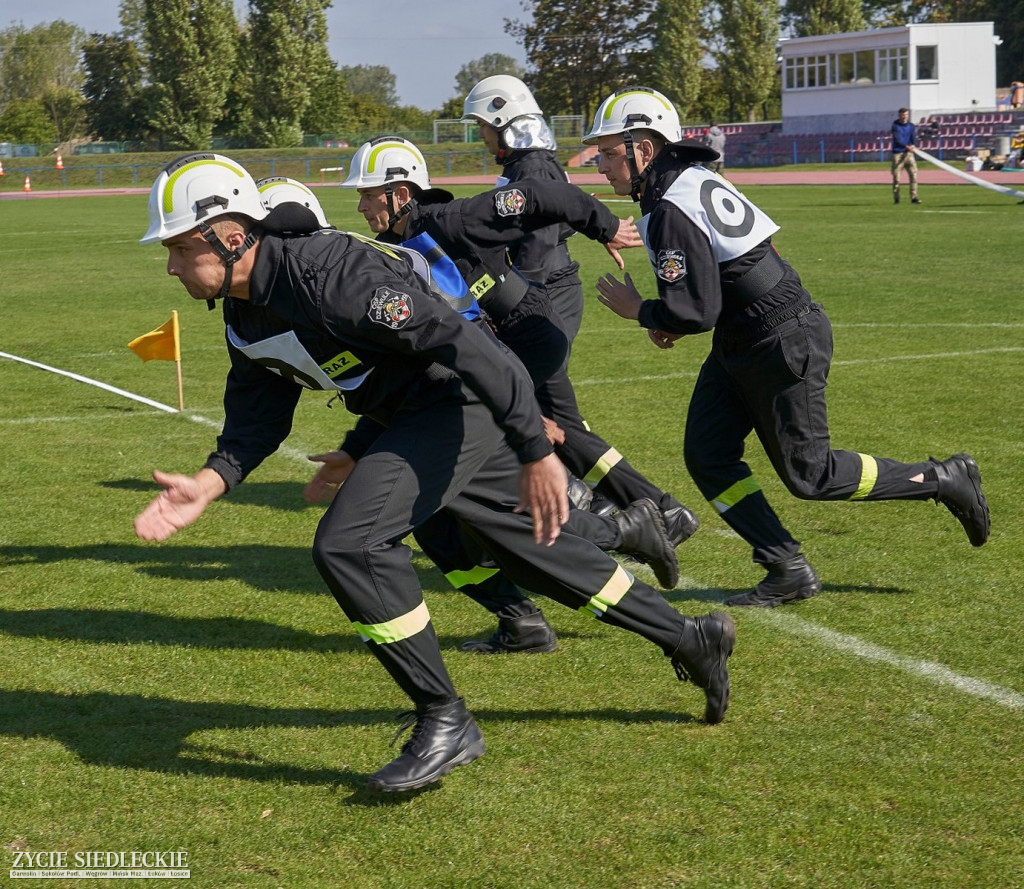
[849,453,879,500]
[445,565,501,590]
[352,601,431,645]
[583,448,623,486]
[579,564,635,618]
[711,476,761,514]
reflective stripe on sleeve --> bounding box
[352,601,431,644]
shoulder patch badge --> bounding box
[494,188,526,217]
[656,249,687,283]
[368,286,413,329]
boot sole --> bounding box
[945,454,990,547]
[368,736,486,793]
[704,612,736,725]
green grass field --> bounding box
[1,182,1021,888]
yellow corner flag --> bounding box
[128,310,184,411]
[128,311,180,362]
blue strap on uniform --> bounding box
[403,231,481,322]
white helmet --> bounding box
[341,137,430,192]
[582,87,682,145]
[461,75,543,129]
[256,176,329,228]
[141,153,266,245]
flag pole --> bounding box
[172,310,184,411]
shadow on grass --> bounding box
[664,581,908,606]
[0,607,362,652]
[0,689,696,803]
[0,541,327,594]
[104,478,317,514]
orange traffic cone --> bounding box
[55,152,64,170]
[23,175,31,192]
[0,159,5,177]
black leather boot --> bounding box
[930,453,990,546]
[459,608,558,654]
[661,504,701,547]
[670,612,736,725]
[725,555,821,607]
[368,698,485,793]
[614,499,679,589]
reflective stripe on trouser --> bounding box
[686,303,939,564]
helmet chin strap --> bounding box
[621,130,645,202]
[198,221,261,309]
[385,184,416,233]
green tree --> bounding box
[0,97,57,143]
[505,0,655,122]
[714,0,780,121]
[453,53,527,99]
[0,21,88,141]
[649,0,706,118]
[82,32,149,142]
[245,0,334,147]
[784,0,865,36]
[142,0,239,149]
[302,68,353,137]
[340,65,399,105]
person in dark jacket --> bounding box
[134,153,736,794]
[334,135,702,653]
[585,87,989,607]
[891,108,921,204]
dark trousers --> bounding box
[311,390,688,709]
[684,302,938,566]
[500,299,681,513]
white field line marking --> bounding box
[676,576,1024,711]
[0,351,179,413]
[763,609,1024,711]
[6,351,1017,710]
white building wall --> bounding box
[780,23,997,135]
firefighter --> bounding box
[586,87,989,606]
[134,153,736,792]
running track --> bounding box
[3,166,1023,200]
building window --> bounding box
[878,47,908,83]
[785,54,830,89]
[916,45,937,80]
[835,50,875,85]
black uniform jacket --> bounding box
[202,230,552,489]
[381,178,620,323]
[498,149,578,287]
[637,150,809,337]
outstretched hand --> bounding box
[596,271,643,320]
[515,452,570,546]
[603,215,643,269]
[134,468,226,541]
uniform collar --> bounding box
[245,233,285,307]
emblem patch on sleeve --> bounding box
[656,249,687,283]
[494,188,526,217]
[368,286,413,329]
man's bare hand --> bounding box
[603,215,643,269]
[515,452,570,546]
[304,450,356,503]
[596,271,643,320]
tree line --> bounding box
[0,0,1019,150]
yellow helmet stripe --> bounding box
[367,140,425,174]
[603,89,673,122]
[163,158,245,215]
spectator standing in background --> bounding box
[890,108,920,205]
[704,124,726,174]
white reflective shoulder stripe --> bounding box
[227,325,372,392]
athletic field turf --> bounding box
[0,182,1020,888]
